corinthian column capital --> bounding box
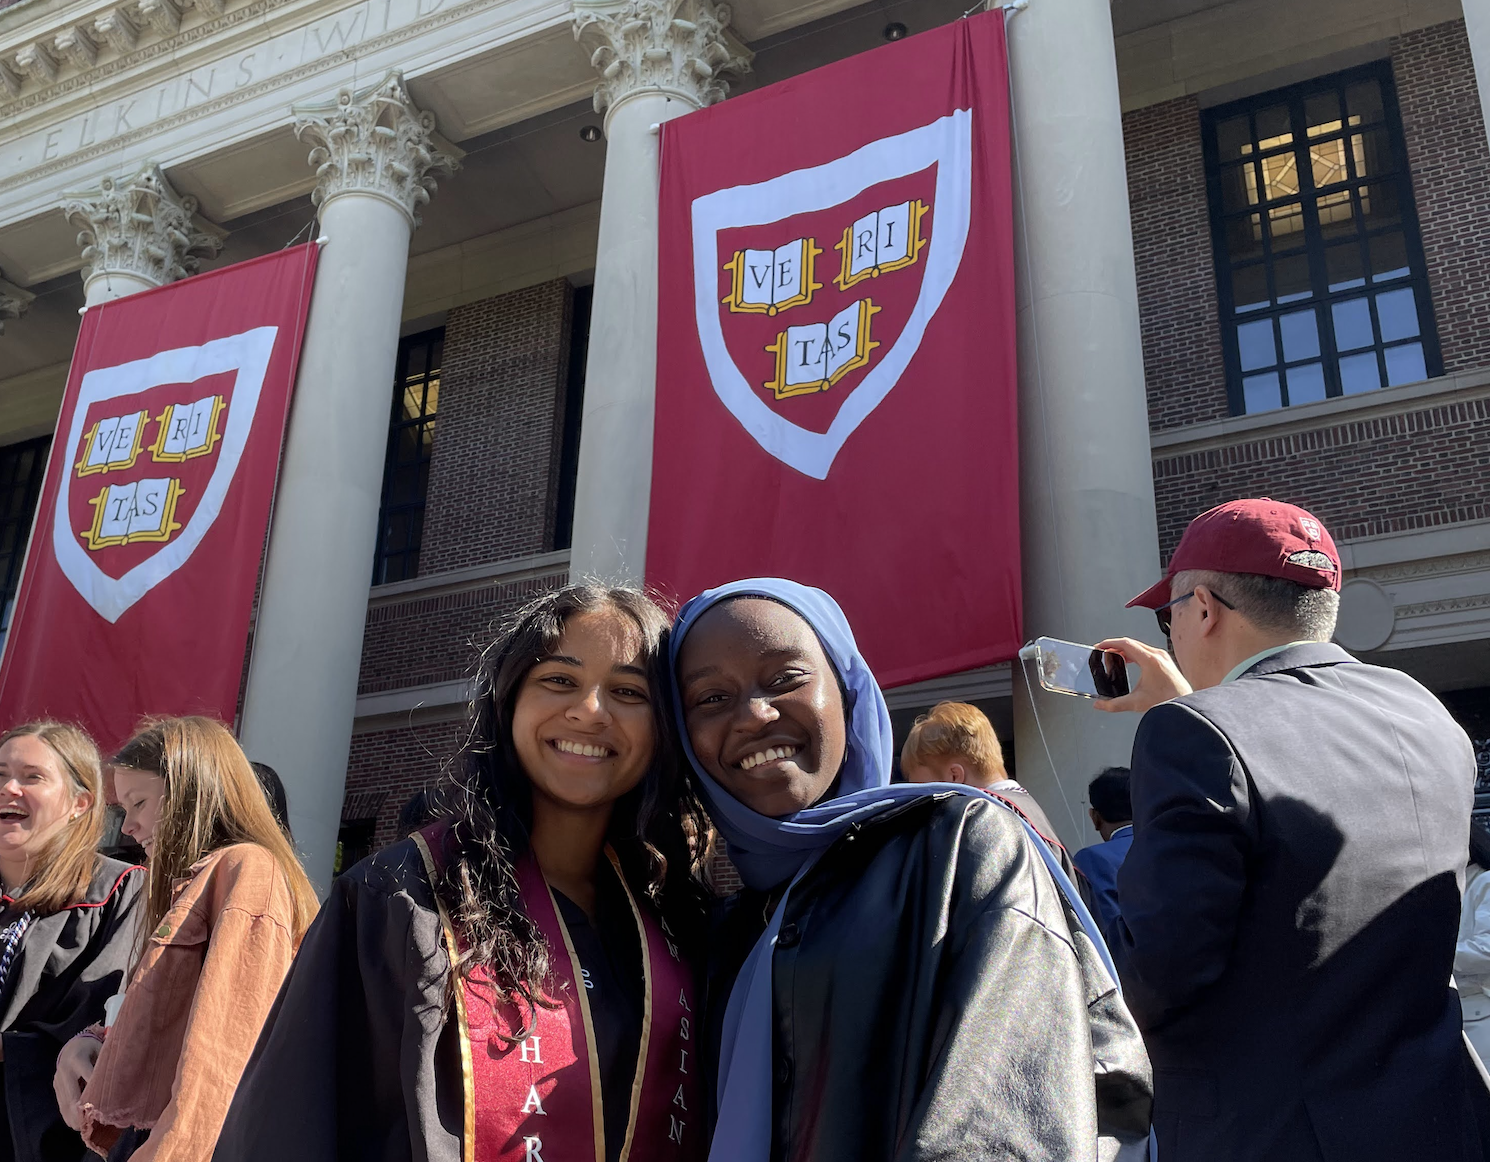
[572,0,751,126]
[61,163,224,293]
[293,70,460,227]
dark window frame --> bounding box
[373,328,443,585]
[552,283,593,552]
[1202,60,1442,415]
[0,435,51,646]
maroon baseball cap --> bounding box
[1128,498,1341,610]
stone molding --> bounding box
[293,70,458,226]
[572,0,750,126]
[60,161,224,289]
[0,274,34,335]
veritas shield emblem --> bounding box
[52,327,277,623]
[691,110,972,480]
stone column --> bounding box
[1463,0,1490,147]
[238,70,455,890]
[567,0,748,581]
[61,163,223,305]
[1005,0,1164,849]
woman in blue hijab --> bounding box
[671,579,1151,1162]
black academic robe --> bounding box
[0,857,143,1162]
[215,838,651,1162]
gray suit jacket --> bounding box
[1109,642,1480,1162]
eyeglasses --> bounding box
[1154,588,1236,638]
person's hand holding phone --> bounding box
[1091,637,1192,714]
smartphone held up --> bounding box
[1025,637,1131,701]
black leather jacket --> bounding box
[705,794,1152,1161]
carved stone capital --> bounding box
[61,163,225,290]
[293,70,458,226]
[137,0,181,38]
[572,0,750,126]
[0,275,34,337]
[93,10,140,55]
[15,43,59,85]
[54,26,99,71]
[0,61,21,99]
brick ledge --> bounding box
[1149,367,1490,458]
[367,549,570,609]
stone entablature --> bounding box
[0,0,588,245]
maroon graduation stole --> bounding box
[413,826,700,1162]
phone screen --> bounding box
[1033,637,1131,700]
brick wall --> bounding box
[419,280,574,574]
[1392,20,1490,375]
[1124,95,1230,432]
[344,719,465,850]
[1153,396,1490,560]
[357,570,569,696]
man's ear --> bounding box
[947,762,967,785]
[1089,806,1103,830]
[1196,586,1227,636]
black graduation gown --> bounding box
[0,857,143,1162]
[215,838,649,1162]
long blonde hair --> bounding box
[0,722,107,915]
[111,717,318,956]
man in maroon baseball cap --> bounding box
[1087,498,1480,1162]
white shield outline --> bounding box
[691,109,972,480]
[53,326,278,624]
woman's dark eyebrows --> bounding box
[612,663,649,678]
[536,653,583,667]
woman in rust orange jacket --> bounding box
[51,717,317,1162]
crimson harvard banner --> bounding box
[0,244,319,751]
[648,13,1018,687]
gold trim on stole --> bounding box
[412,831,477,1162]
[606,847,654,1162]
[543,873,608,1162]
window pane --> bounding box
[1360,182,1402,232]
[1338,351,1382,394]
[1368,232,1410,282]
[1346,80,1384,125]
[1353,126,1394,177]
[1224,215,1266,265]
[1270,199,1306,240]
[1220,164,1255,214]
[1237,318,1276,371]
[425,376,440,415]
[1279,309,1321,361]
[1286,362,1327,404]
[1232,264,1270,313]
[1332,298,1375,350]
[1327,242,1366,290]
[1259,153,1301,204]
[1305,92,1342,135]
[1255,104,1292,144]
[1243,372,1283,413]
[1316,191,1357,238]
[1216,115,1252,162]
[1311,135,1355,189]
[401,385,422,421]
[1275,253,1312,303]
[1384,342,1427,386]
[1375,287,1420,342]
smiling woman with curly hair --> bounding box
[215,583,711,1162]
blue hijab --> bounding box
[669,580,1115,1162]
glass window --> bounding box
[1204,63,1440,412]
[373,329,442,585]
[0,436,50,651]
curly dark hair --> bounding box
[432,582,709,1023]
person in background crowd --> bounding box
[1096,498,1481,1162]
[215,585,711,1162]
[1457,824,1490,1065]
[246,763,289,837]
[673,579,1151,1161]
[393,785,440,840]
[1073,767,1134,931]
[0,723,143,1162]
[51,717,318,1162]
[900,700,1082,884]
